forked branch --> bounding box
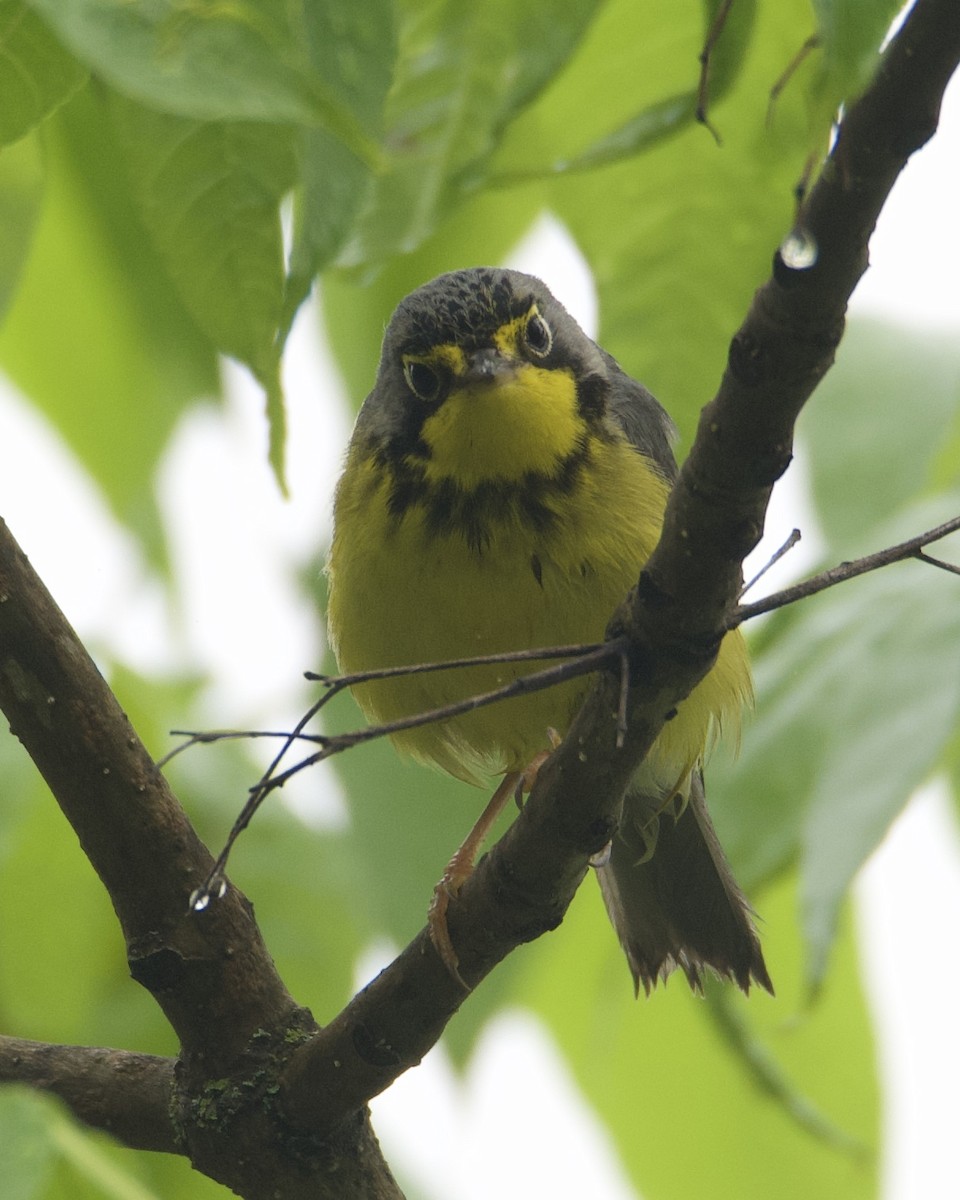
[0,0,957,1190]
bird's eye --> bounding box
[403,358,441,402]
[523,310,552,357]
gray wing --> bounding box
[594,350,773,994]
[600,348,678,484]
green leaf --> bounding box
[495,0,604,118]
[759,0,903,150]
[711,319,960,904]
[23,0,381,164]
[492,0,700,177]
[0,129,44,318]
[527,93,704,179]
[0,86,218,550]
[511,870,877,1199]
[110,98,296,377]
[701,982,867,1157]
[803,319,960,552]
[303,618,522,1016]
[190,799,363,1038]
[810,0,904,103]
[493,0,760,179]
[281,128,372,339]
[261,354,288,495]
[48,1117,161,1200]
[799,519,960,985]
[0,1086,171,1200]
[929,390,960,491]
[110,96,299,487]
[324,686,533,1068]
[125,1156,225,1200]
[278,0,394,326]
[0,1,87,146]
[711,499,960,986]
[699,0,760,103]
[492,0,767,176]
[714,317,960,982]
[488,0,815,445]
[0,1088,59,1200]
[0,774,129,1046]
[325,687,486,942]
[340,0,599,270]
[0,723,43,869]
[301,0,395,137]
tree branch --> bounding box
[640,0,960,643]
[0,1037,177,1153]
[2,0,958,1187]
[278,0,960,1128]
[732,514,960,624]
[0,520,299,1067]
[178,501,960,920]
[168,509,960,877]
[0,519,400,1197]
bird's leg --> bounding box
[428,729,564,985]
[513,727,562,810]
[428,770,522,986]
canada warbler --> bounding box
[327,267,771,994]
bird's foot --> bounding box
[428,770,522,988]
[428,730,564,985]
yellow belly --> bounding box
[327,439,749,786]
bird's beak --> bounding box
[463,346,516,385]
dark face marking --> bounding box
[379,434,595,554]
[366,268,619,476]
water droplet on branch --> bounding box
[779,228,818,270]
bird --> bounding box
[326,266,771,995]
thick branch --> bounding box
[279,0,960,1128]
[2,0,957,1174]
[0,1037,177,1153]
[0,521,402,1197]
[0,520,299,1071]
[641,0,960,640]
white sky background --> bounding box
[1,66,959,1200]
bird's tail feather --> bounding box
[595,770,773,995]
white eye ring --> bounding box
[524,310,552,357]
[403,358,441,401]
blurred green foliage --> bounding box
[2,1,959,1197]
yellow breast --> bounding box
[327,412,749,787]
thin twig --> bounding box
[161,644,606,768]
[730,514,960,626]
[696,0,735,143]
[185,513,960,902]
[158,727,325,768]
[915,550,960,577]
[189,640,626,906]
[305,642,604,689]
[741,528,802,596]
[767,34,822,127]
